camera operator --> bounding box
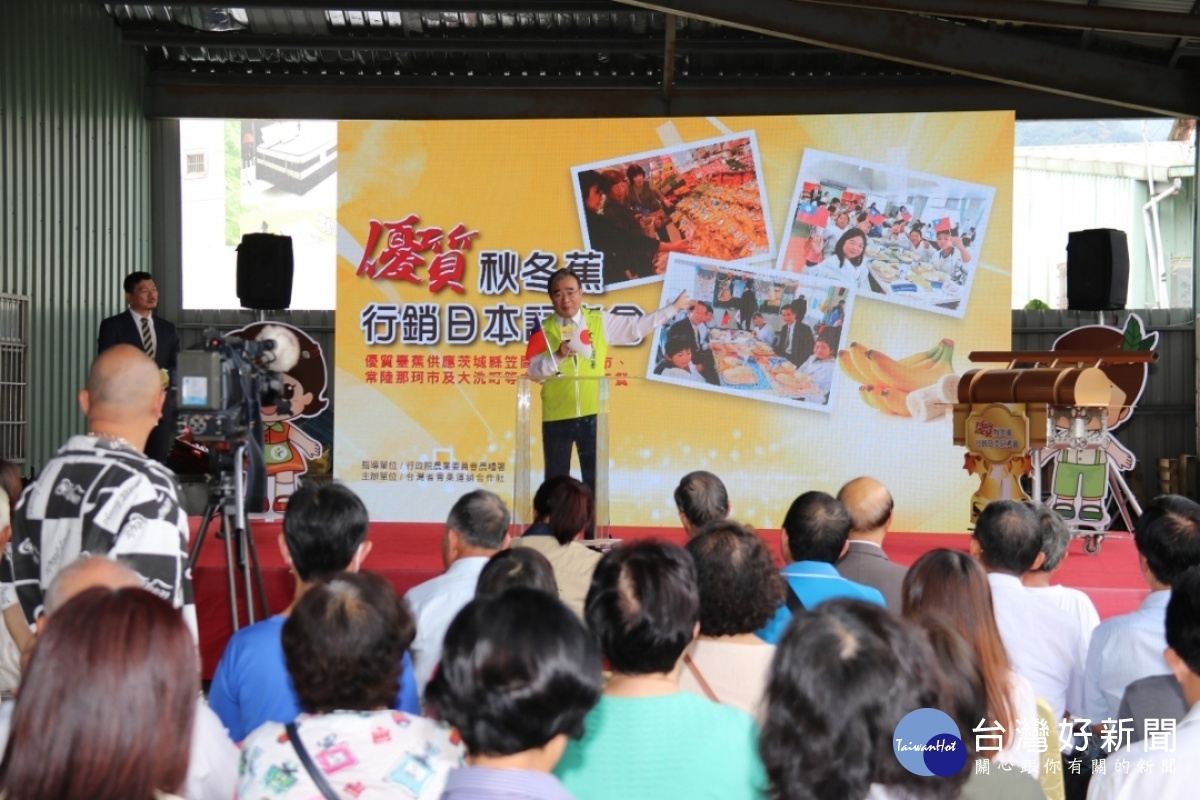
[0,345,195,657]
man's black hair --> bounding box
[282,482,369,582]
[972,499,1042,575]
[781,491,851,564]
[1135,494,1200,587]
[123,271,154,294]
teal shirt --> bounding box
[554,692,766,800]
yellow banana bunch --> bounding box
[838,339,955,417]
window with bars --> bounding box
[184,150,208,178]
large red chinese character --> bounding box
[429,250,467,294]
[356,215,444,283]
[446,223,479,251]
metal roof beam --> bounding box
[145,70,1164,121]
[613,0,1200,116]
[101,1,629,11]
[794,0,1200,39]
[119,29,824,55]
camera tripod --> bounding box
[186,443,269,631]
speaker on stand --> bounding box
[236,233,295,318]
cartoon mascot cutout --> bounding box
[1047,315,1157,530]
[229,322,329,513]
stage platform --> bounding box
[192,518,1148,679]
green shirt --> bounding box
[555,692,766,800]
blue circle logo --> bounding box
[893,708,966,777]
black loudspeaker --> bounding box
[236,233,294,310]
[1066,228,1129,311]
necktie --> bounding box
[140,316,155,359]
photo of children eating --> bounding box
[648,254,853,411]
[776,150,994,319]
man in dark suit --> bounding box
[666,300,718,385]
[773,297,814,367]
[97,272,180,463]
[835,476,908,609]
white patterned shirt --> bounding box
[237,710,464,800]
[0,435,195,636]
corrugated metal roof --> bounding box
[99,2,1200,119]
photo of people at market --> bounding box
[648,255,853,410]
[776,149,994,318]
[573,133,774,290]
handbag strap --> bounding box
[286,721,341,800]
[682,653,720,704]
[784,583,806,614]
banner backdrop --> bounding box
[335,112,1014,532]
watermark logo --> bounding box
[894,708,966,777]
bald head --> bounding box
[86,345,163,413]
[837,476,894,541]
[44,556,142,617]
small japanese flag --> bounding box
[566,328,593,360]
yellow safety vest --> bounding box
[541,308,608,422]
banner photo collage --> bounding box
[335,112,1015,532]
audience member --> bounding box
[511,475,599,617]
[1084,494,1200,723]
[971,499,1087,722]
[1023,505,1101,644]
[903,549,1042,777]
[0,585,198,800]
[0,345,194,639]
[427,589,602,799]
[406,488,511,697]
[757,491,884,644]
[760,599,963,800]
[0,482,20,690]
[555,540,765,799]
[681,521,784,718]
[923,622,1047,800]
[674,470,730,538]
[237,573,463,799]
[0,557,237,800]
[1116,673,1187,744]
[208,482,418,742]
[1087,565,1200,799]
[836,476,908,609]
[476,547,558,599]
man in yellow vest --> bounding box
[527,268,691,493]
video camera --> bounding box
[176,325,302,511]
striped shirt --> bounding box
[0,435,195,636]
[440,767,577,800]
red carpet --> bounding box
[192,519,1148,678]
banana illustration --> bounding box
[897,341,943,367]
[879,387,912,416]
[866,341,953,393]
[848,342,876,385]
[839,349,872,384]
[860,384,881,410]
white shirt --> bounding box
[528,304,679,380]
[1031,584,1101,649]
[987,572,1088,721]
[1086,701,1200,800]
[405,556,489,698]
[996,671,1042,778]
[1084,590,1171,722]
[0,698,238,800]
[754,324,773,344]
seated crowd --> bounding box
[3,433,1200,799]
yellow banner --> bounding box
[336,112,1014,531]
